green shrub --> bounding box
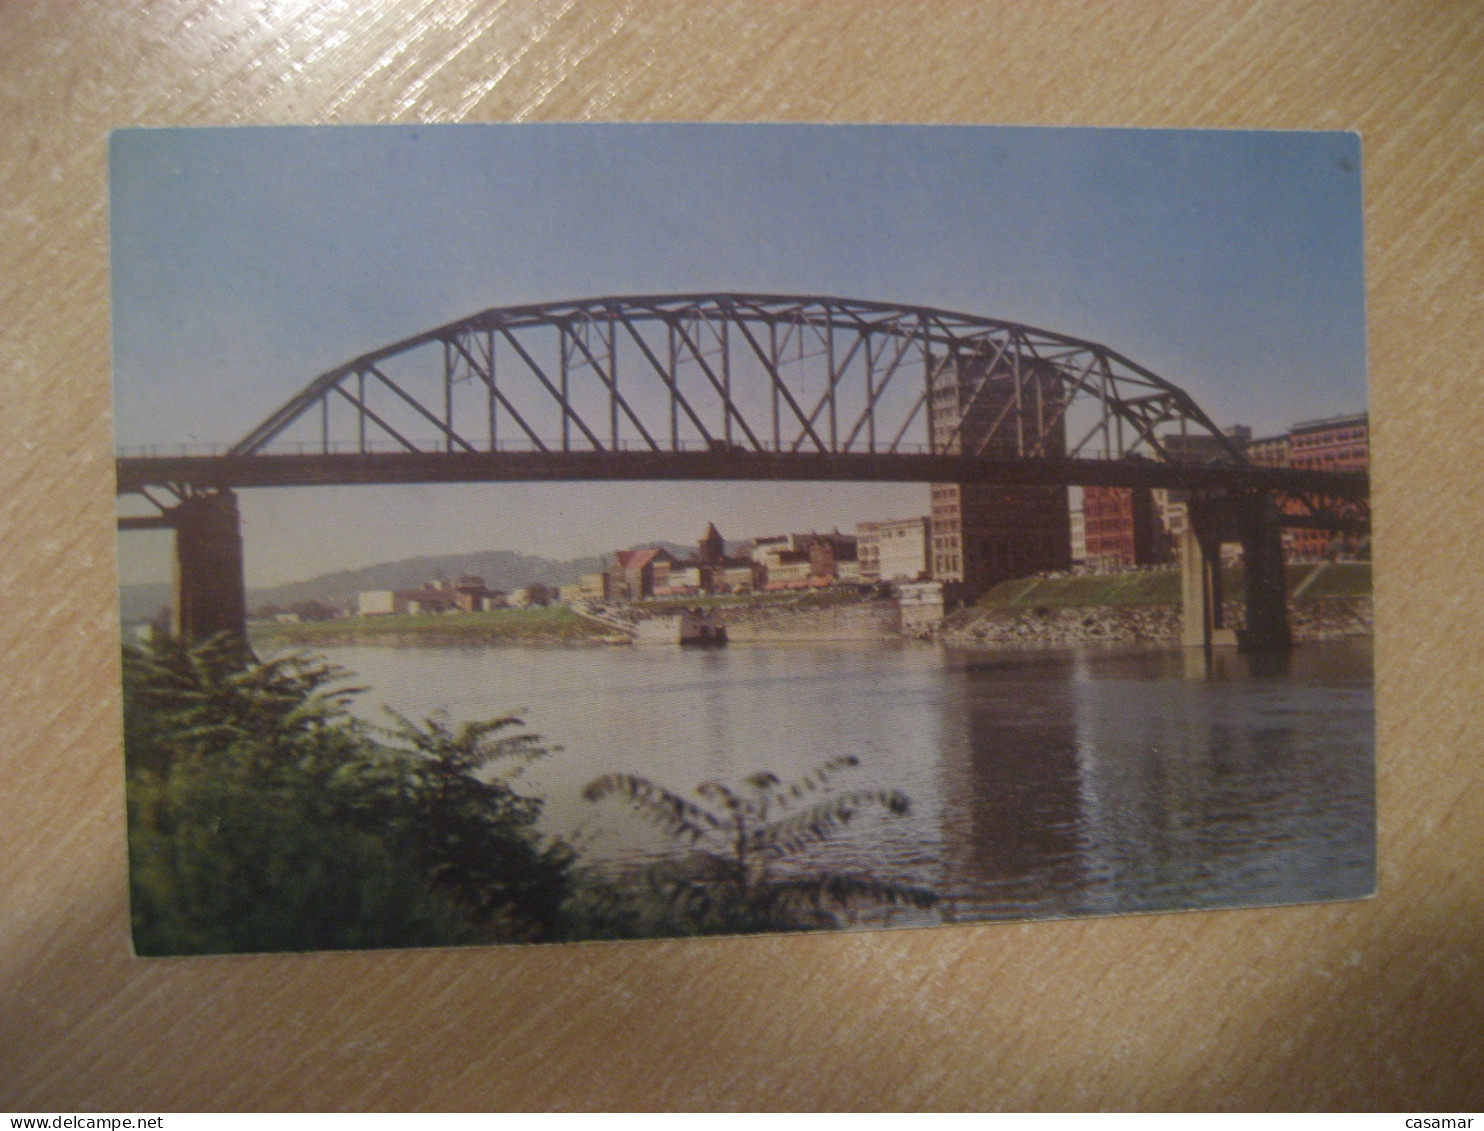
[124,634,572,955]
[579,757,935,938]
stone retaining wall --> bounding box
[941,596,1372,649]
[726,600,902,642]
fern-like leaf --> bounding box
[775,754,863,810]
[755,788,911,859]
[583,773,723,842]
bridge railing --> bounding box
[116,438,958,458]
[118,438,1253,462]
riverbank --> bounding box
[969,561,1371,610]
[249,605,623,649]
[939,562,1372,648]
[940,595,1372,648]
[248,562,1372,650]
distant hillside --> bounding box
[119,538,774,623]
[629,540,696,560]
[117,537,763,624]
[119,549,605,623]
[633,539,752,558]
[247,549,607,614]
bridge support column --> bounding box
[1179,503,1236,650]
[1180,520,1213,649]
[173,490,248,646]
[1237,497,1292,653]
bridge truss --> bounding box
[231,294,1246,464]
[116,294,1369,649]
[118,294,1367,533]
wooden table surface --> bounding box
[2,0,1481,1112]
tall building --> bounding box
[1082,486,1171,569]
[1290,413,1368,471]
[927,345,1071,599]
[1069,507,1087,565]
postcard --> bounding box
[112,124,1373,955]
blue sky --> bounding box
[111,124,1367,588]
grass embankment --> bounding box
[250,589,870,647]
[975,561,1372,610]
[250,604,615,647]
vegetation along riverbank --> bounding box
[249,604,621,648]
[247,562,1371,651]
[124,634,932,954]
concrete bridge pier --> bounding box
[1179,495,1293,654]
[1236,497,1293,653]
[1178,510,1235,650]
[173,490,248,646]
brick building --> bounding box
[753,530,856,590]
[1287,412,1369,559]
[927,345,1071,600]
[795,531,857,582]
[698,522,726,565]
[1289,413,1368,471]
[612,524,762,600]
[605,547,674,601]
[1081,486,1171,569]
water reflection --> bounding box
[935,653,1087,917]
[323,638,1375,923]
[940,644,1374,918]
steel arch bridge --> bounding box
[115,293,1368,650]
[118,292,1364,504]
[234,292,1245,465]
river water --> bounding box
[321,638,1375,924]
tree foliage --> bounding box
[124,633,572,955]
[123,634,935,952]
[580,756,935,936]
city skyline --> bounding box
[111,125,1368,588]
[120,480,935,590]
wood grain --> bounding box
[2,0,1481,1111]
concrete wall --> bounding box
[726,600,901,642]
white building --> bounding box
[357,589,397,616]
[858,516,931,583]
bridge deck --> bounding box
[116,449,1367,499]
